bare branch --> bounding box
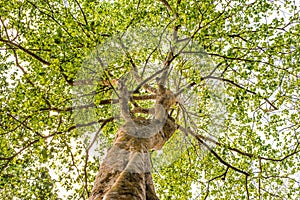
[40,94,157,112]
[0,38,50,65]
[179,123,300,163]
[46,117,115,138]
[203,167,229,199]
[159,0,173,15]
[0,139,40,174]
[202,75,278,110]
[175,82,197,96]
[133,68,165,93]
[73,0,88,26]
[7,113,45,138]
[245,175,250,200]
[179,125,250,176]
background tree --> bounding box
[1,0,300,199]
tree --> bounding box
[1,0,299,199]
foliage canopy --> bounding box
[1,0,300,199]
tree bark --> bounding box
[89,117,177,200]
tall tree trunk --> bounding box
[89,117,177,200]
[89,82,177,200]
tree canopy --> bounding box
[1,0,300,199]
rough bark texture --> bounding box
[89,117,176,200]
[89,88,177,200]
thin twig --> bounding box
[179,125,250,176]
